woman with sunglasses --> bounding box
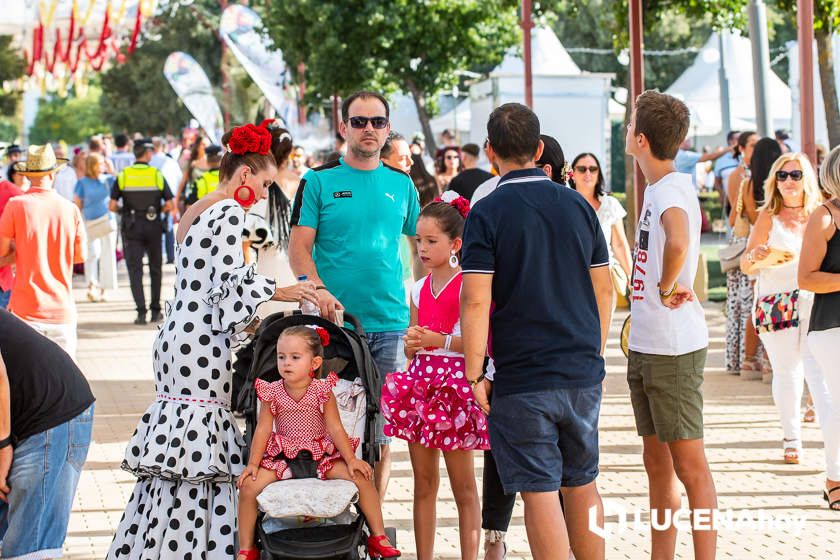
[799,145,840,509]
[435,147,461,192]
[740,153,836,470]
[569,152,633,293]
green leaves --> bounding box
[29,86,108,145]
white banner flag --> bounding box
[220,4,298,131]
[163,52,224,143]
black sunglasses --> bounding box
[775,170,803,182]
[347,116,389,129]
[575,165,599,174]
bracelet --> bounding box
[747,249,755,264]
[315,285,327,290]
[0,435,13,449]
[468,373,486,388]
[658,280,677,299]
[444,334,452,352]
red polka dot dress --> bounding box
[256,372,359,480]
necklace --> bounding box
[782,203,804,209]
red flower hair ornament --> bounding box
[227,118,275,156]
[314,326,330,348]
[435,191,470,218]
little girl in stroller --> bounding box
[236,325,400,560]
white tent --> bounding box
[788,35,840,149]
[469,27,614,177]
[665,31,792,138]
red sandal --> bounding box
[368,534,401,558]
[236,550,260,560]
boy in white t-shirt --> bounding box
[625,90,717,560]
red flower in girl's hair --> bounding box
[315,327,330,348]
[228,122,272,155]
[435,191,470,218]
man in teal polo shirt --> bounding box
[289,91,420,495]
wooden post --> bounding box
[332,94,340,134]
[797,0,816,164]
[297,61,307,126]
[521,0,534,108]
[629,0,645,217]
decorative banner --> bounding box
[219,4,298,131]
[164,52,224,143]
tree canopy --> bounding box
[28,85,108,145]
[260,0,520,154]
[98,0,222,134]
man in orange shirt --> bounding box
[0,145,86,357]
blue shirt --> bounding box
[713,151,739,178]
[461,168,609,396]
[675,149,702,177]
[74,177,111,221]
[291,158,420,333]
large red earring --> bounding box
[234,185,256,207]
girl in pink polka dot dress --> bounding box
[381,195,489,560]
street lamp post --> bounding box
[521,0,534,109]
[629,0,645,217]
[797,0,816,164]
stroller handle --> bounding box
[268,309,366,336]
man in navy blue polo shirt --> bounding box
[461,103,614,560]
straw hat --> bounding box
[12,144,69,176]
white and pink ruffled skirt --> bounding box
[381,353,490,451]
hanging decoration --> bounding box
[23,0,156,93]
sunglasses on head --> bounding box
[347,116,389,129]
[575,165,599,174]
[775,169,803,182]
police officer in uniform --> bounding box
[185,145,222,206]
[109,139,175,325]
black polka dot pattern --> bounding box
[111,201,275,559]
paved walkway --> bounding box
[63,263,837,559]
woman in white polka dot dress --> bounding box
[107,122,317,560]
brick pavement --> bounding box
[63,264,837,559]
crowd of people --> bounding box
[0,86,839,560]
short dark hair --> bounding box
[749,137,783,204]
[461,143,481,158]
[114,133,130,149]
[6,144,21,156]
[381,132,405,159]
[775,129,790,141]
[335,132,345,143]
[341,91,390,122]
[132,138,154,159]
[487,103,540,165]
[726,130,741,144]
[633,90,690,161]
[535,135,566,184]
[569,152,605,197]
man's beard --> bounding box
[349,143,381,159]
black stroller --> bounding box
[237,311,396,559]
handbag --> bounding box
[754,289,799,334]
[718,178,749,273]
[85,214,116,240]
[610,263,630,309]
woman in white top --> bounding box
[569,152,633,280]
[242,124,299,317]
[740,152,838,472]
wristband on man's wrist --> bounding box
[658,280,677,299]
[315,285,327,290]
[0,435,13,449]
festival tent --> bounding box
[665,31,793,140]
[469,27,615,178]
[787,34,840,149]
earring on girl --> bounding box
[309,369,316,379]
[234,185,256,207]
[449,252,459,268]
